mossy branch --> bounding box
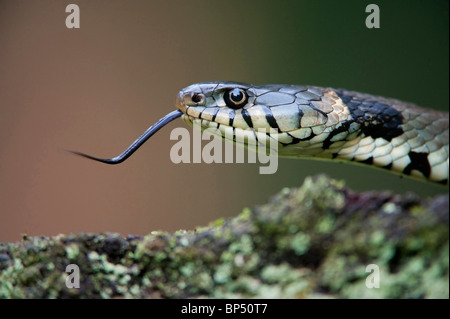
[0,175,448,298]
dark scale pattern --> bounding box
[264,109,280,130]
[210,108,220,122]
[322,120,352,150]
[297,108,304,128]
[358,156,374,165]
[228,111,235,127]
[403,151,431,178]
[336,92,404,141]
[308,103,329,118]
[241,109,253,128]
[286,131,316,144]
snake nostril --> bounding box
[191,93,205,105]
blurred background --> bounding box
[0,0,448,242]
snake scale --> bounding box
[72,82,449,185]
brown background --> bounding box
[0,1,448,242]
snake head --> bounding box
[176,82,289,152]
[176,82,255,130]
[175,81,327,147]
[175,82,306,134]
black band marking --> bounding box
[322,120,351,150]
[211,108,219,122]
[229,111,235,127]
[265,111,280,130]
[403,151,431,178]
[358,156,374,165]
[286,131,316,144]
[336,91,404,141]
[241,109,253,128]
[199,108,220,123]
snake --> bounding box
[71,82,449,185]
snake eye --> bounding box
[224,88,248,109]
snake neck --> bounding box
[274,89,447,184]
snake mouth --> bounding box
[176,91,280,153]
[180,114,215,129]
[179,113,279,156]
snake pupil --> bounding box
[231,89,243,102]
[224,88,248,109]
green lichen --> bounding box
[290,232,311,255]
[0,175,448,298]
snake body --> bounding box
[176,82,449,185]
[72,82,449,185]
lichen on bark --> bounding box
[0,175,448,298]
